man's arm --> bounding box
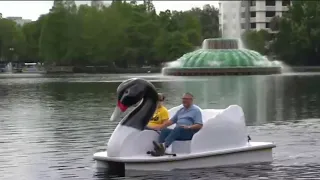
[158,120,174,129]
[155,111,178,130]
[188,124,203,130]
[188,109,203,130]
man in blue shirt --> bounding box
[152,92,203,156]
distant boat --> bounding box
[21,63,45,73]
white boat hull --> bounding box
[93,142,275,171]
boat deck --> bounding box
[93,142,275,163]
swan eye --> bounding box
[124,90,129,94]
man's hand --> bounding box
[157,120,174,130]
[180,125,190,129]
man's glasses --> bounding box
[182,98,192,100]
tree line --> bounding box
[0,0,219,68]
[1,1,319,67]
[242,1,320,66]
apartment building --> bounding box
[219,0,291,37]
[6,16,32,26]
[91,0,103,7]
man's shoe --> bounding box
[152,141,161,152]
[158,143,166,156]
[152,141,166,156]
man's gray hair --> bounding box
[183,92,194,98]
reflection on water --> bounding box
[163,75,320,125]
[0,73,320,179]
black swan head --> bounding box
[110,78,159,130]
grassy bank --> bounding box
[44,66,320,74]
[45,66,162,74]
[290,66,320,72]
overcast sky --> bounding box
[0,1,219,21]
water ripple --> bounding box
[0,74,320,179]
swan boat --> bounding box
[93,78,276,174]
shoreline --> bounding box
[1,66,320,74]
[290,66,320,72]
[46,66,320,74]
[46,66,162,74]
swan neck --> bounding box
[120,89,157,130]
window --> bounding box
[241,1,247,7]
[250,23,256,29]
[266,23,270,28]
[282,0,290,6]
[241,12,245,18]
[266,0,276,6]
[266,11,276,17]
[250,12,256,17]
[250,1,256,6]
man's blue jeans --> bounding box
[159,126,196,147]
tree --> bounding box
[271,1,320,65]
[0,18,25,62]
[241,29,271,55]
[270,16,281,31]
[10,2,220,67]
[189,5,220,39]
[21,16,46,62]
[39,1,79,65]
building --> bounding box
[91,0,103,7]
[219,0,291,38]
[6,16,32,26]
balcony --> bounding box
[250,17,256,22]
[250,6,256,12]
[265,6,276,11]
[265,17,273,22]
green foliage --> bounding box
[0,1,220,67]
[241,30,271,55]
[0,18,25,62]
[271,1,320,65]
[270,16,281,31]
[189,5,220,39]
[241,1,320,66]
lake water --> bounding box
[0,73,320,179]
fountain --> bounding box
[4,62,13,73]
[162,38,282,76]
[162,1,282,76]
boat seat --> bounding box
[165,105,248,154]
[166,106,222,154]
[167,108,220,129]
[169,140,191,154]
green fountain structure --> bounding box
[162,38,282,76]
